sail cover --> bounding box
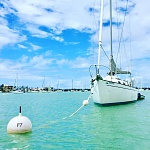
[116,68,131,74]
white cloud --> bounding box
[29,55,54,69]
[3,0,95,34]
[0,0,150,87]
[26,25,49,38]
[0,24,26,49]
[64,42,80,45]
[26,24,64,41]
[18,44,27,49]
[56,56,91,69]
[71,57,91,68]
[29,43,42,51]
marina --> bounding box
[0,0,150,149]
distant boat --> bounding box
[13,74,23,94]
[13,90,23,94]
[90,0,138,105]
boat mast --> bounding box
[42,76,45,89]
[97,0,104,73]
[110,0,113,76]
[72,79,73,90]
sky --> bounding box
[0,0,150,89]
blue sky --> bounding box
[0,0,149,89]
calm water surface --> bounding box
[0,91,150,150]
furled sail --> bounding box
[109,55,116,75]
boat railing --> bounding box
[89,64,110,79]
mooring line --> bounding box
[63,105,84,120]
[64,93,92,119]
[34,93,93,131]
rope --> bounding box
[63,93,92,119]
[116,0,129,64]
[63,105,84,119]
[34,93,93,131]
[63,72,99,122]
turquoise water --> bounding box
[0,91,150,150]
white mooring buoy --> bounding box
[7,106,32,134]
[83,100,89,106]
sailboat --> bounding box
[90,0,138,105]
[13,74,23,94]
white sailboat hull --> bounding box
[91,80,138,105]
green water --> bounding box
[0,91,150,150]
